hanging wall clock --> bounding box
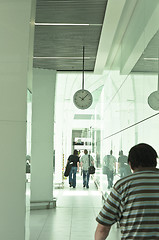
[73,89,93,110]
[148,90,159,110]
[73,46,93,110]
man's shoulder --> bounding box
[104,155,109,159]
[68,154,74,161]
[110,155,117,161]
[122,155,128,160]
[114,170,154,187]
[119,155,127,162]
[114,170,159,193]
[81,155,86,160]
[114,173,134,190]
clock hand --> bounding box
[83,94,88,100]
[79,96,85,101]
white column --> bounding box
[31,69,56,203]
[54,77,66,185]
[0,1,33,239]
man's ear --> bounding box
[128,161,134,172]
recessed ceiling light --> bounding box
[38,1,77,2]
[33,57,95,59]
[144,58,159,61]
[34,22,102,26]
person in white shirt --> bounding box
[80,149,94,188]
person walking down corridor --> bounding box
[118,150,131,178]
[67,149,79,188]
[95,143,159,240]
[80,149,94,188]
[103,150,117,189]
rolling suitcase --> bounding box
[64,162,73,177]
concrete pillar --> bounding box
[0,1,34,239]
[31,69,56,208]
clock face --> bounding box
[148,91,159,110]
[73,89,93,110]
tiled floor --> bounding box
[26,176,121,240]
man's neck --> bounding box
[133,167,158,173]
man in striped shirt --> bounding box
[95,143,159,239]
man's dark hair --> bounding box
[84,149,88,155]
[120,150,123,155]
[74,149,78,155]
[128,143,157,170]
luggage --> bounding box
[88,155,95,174]
[26,162,30,173]
[64,162,73,177]
[88,165,95,174]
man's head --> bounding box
[119,150,123,156]
[84,149,88,155]
[74,149,78,155]
[128,143,158,170]
[110,150,113,155]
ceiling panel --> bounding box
[33,0,108,71]
[35,0,107,24]
[34,26,101,57]
[33,58,95,71]
[33,25,101,70]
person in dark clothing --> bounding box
[67,149,79,188]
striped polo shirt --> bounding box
[96,169,159,239]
